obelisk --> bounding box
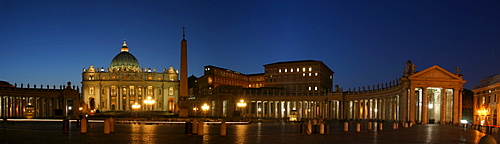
[179,27,188,117]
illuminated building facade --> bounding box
[190,61,466,125]
[472,74,500,126]
[196,65,265,97]
[81,41,179,113]
[264,60,334,94]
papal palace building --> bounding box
[190,60,467,125]
[473,74,500,126]
[81,41,179,114]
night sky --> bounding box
[1,1,499,90]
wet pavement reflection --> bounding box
[0,121,489,143]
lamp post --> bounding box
[237,100,247,118]
[144,96,155,118]
[132,103,141,118]
[202,103,210,118]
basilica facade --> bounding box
[81,41,179,114]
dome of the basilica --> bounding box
[110,41,140,71]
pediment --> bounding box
[409,65,461,80]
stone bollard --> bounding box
[356,123,361,132]
[307,123,312,134]
[220,120,226,136]
[319,123,324,134]
[368,122,372,130]
[63,118,69,132]
[198,120,204,136]
[104,118,110,134]
[378,123,383,131]
[192,119,198,135]
[109,117,115,133]
[344,122,349,132]
[185,121,192,135]
[80,117,88,134]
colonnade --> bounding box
[243,100,343,120]
[0,84,81,119]
[347,96,399,121]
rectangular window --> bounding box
[130,86,135,95]
[147,86,153,96]
[111,86,117,96]
[89,87,95,95]
[122,88,127,95]
[169,87,174,95]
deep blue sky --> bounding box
[1,1,499,90]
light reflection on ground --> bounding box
[0,121,489,143]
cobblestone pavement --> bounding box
[0,120,490,144]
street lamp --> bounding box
[237,99,247,118]
[132,103,141,118]
[144,96,155,118]
[202,103,210,118]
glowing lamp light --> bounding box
[132,103,141,109]
[202,103,210,111]
[237,100,247,107]
[144,96,155,105]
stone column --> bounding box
[117,87,121,110]
[107,87,111,111]
[401,87,409,123]
[453,88,459,125]
[441,88,447,124]
[409,87,416,124]
[126,87,130,111]
[422,88,428,124]
[384,97,393,120]
[459,89,463,125]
